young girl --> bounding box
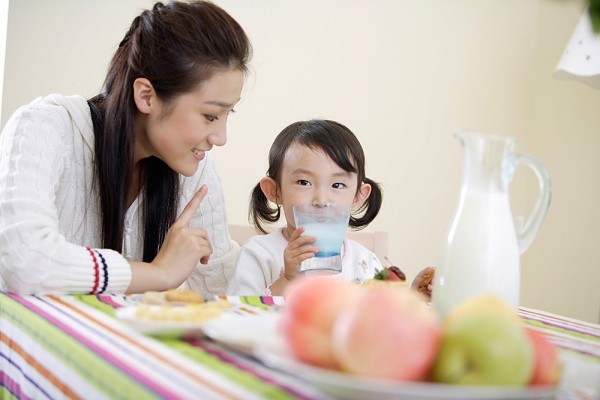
[227,119,384,296]
[0,1,251,296]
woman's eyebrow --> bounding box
[203,97,241,108]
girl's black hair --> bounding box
[250,119,383,234]
[89,1,251,261]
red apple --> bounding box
[525,327,561,385]
[279,275,360,369]
[331,285,442,381]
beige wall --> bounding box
[524,2,600,323]
[2,0,599,322]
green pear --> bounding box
[431,313,534,385]
[443,294,521,327]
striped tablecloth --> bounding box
[518,307,600,400]
[0,293,320,400]
[1,293,599,400]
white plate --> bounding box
[116,302,280,338]
[116,305,218,336]
[202,312,282,354]
[254,342,557,400]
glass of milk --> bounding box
[293,202,351,275]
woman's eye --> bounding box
[204,115,217,122]
[332,182,346,189]
[297,180,311,186]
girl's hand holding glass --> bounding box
[283,227,317,281]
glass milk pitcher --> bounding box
[432,131,551,317]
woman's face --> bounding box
[139,68,244,176]
[277,144,364,229]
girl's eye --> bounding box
[227,108,237,116]
[332,182,347,189]
[297,180,311,186]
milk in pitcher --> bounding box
[433,191,520,317]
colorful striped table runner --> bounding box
[519,307,600,360]
[2,292,599,400]
[518,307,600,400]
[0,293,326,400]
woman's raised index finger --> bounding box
[175,185,208,227]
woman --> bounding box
[0,1,251,296]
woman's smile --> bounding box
[192,147,206,161]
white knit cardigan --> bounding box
[0,94,239,296]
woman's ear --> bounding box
[259,177,280,204]
[133,77,155,115]
[353,182,372,209]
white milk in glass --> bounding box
[302,222,346,257]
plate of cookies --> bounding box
[116,289,232,336]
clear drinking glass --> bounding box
[293,202,351,275]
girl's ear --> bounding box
[259,177,280,204]
[353,182,372,209]
[133,77,156,114]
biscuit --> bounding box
[411,266,435,300]
[142,291,166,304]
[135,302,225,323]
[164,289,205,304]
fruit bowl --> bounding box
[254,340,557,400]
[277,277,563,395]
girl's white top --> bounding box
[227,228,381,295]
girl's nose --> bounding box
[312,190,330,206]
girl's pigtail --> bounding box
[249,183,281,234]
[349,177,383,229]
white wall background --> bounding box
[2,0,599,322]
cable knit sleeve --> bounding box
[0,96,131,294]
[177,152,241,298]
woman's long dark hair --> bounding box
[89,1,251,261]
[250,120,383,234]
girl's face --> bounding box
[274,143,370,229]
[136,68,244,176]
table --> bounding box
[1,293,599,400]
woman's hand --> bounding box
[283,227,317,281]
[127,186,212,293]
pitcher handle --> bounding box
[514,154,552,254]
